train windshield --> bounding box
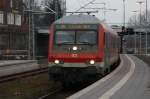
[56,31,75,44]
[55,30,97,45]
[76,31,97,45]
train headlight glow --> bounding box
[73,46,78,51]
[90,60,95,65]
[54,60,60,64]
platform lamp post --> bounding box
[145,0,148,55]
[136,1,144,54]
[145,0,148,24]
[120,0,126,53]
[123,0,126,27]
[136,1,144,26]
[27,0,33,60]
[132,11,138,26]
[132,10,138,54]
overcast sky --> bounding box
[66,0,149,25]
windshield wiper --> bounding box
[78,41,94,45]
[57,41,74,45]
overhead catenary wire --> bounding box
[76,0,82,8]
[73,0,97,13]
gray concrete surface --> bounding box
[0,60,36,67]
[0,60,39,77]
[110,55,150,99]
[67,55,150,99]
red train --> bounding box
[48,15,120,86]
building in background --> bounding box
[0,0,29,59]
[0,0,66,60]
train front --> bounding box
[48,15,104,84]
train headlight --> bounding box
[73,46,78,51]
[54,60,60,64]
[90,60,95,65]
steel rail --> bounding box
[38,88,62,99]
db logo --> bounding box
[72,54,78,58]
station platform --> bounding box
[0,60,36,67]
[0,60,39,77]
[67,55,150,99]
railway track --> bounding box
[38,88,80,99]
[37,60,120,99]
[0,58,120,98]
[0,67,48,83]
[38,82,98,99]
[38,88,63,99]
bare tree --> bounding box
[33,0,65,26]
[128,10,150,27]
[128,15,137,27]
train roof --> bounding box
[54,15,101,24]
[54,15,118,37]
[101,23,118,36]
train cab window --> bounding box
[55,30,97,45]
[76,31,97,45]
[55,31,75,45]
